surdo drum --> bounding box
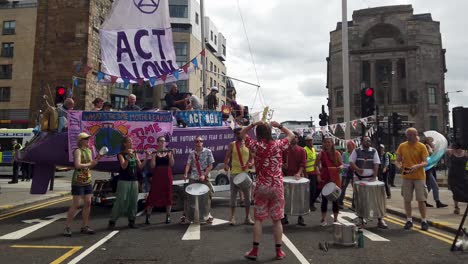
[321,182,341,201]
[233,172,252,193]
[283,177,310,216]
[185,183,210,223]
[353,180,386,219]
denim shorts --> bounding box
[71,184,93,196]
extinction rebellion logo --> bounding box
[133,0,160,14]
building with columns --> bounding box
[327,5,448,138]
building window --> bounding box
[165,80,187,93]
[210,77,213,87]
[214,35,217,45]
[2,20,15,35]
[195,13,199,25]
[336,90,343,107]
[169,5,188,18]
[0,64,12,79]
[222,45,226,56]
[0,87,10,102]
[1,43,13,57]
[172,24,191,33]
[112,95,127,110]
[214,65,217,73]
[114,83,127,90]
[429,116,438,130]
[174,42,188,66]
[210,61,213,71]
[210,31,213,41]
[221,87,226,96]
[428,86,437,104]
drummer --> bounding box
[349,136,388,229]
[181,136,215,224]
[281,131,307,226]
[223,127,255,225]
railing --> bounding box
[2,28,15,35]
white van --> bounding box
[0,128,35,171]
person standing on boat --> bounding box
[108,137,150,229]
[63,132,100,237]
[205,86,219,110]
[122,94,141,111]
[164,83,189,110]
[145,136,175,224]
[92,97,104,111]
[181,136,215,224]
[223,127,254,226]
[241,121,294,261]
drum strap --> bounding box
[194,153,203,177]
[235,142,247,171]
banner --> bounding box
[175,111,223,127]
[100,0,188,84]
[67,111,173,162]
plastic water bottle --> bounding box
[357,230,364,248]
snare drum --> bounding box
[283,177,310,216]
[233,172,252,193]
[185,183,211,222]
[322,182,341,201]
[353,180,386,219]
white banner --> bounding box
[100,0,185,83]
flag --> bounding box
[73,77,79,87]
[351,120,359,130]
[173,70,179,80]
[97,71,105,81]
[360,117,368,127]
[200,49,206,57]
[84,65,92,75]
[123,78,130,89]
[191,58,198,69]
[110,75,118,84]
[149,77,157,87]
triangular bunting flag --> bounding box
[110,76,118,84]
[191,58,198,69]
[73,77,79,87]
[339,122,347,133]
[360,117,368,127]
[320,126,327,133]
[149,77,157,87]
[84,65,92,75]
[161,74,167,82]
[123,78,130,89]
[75,63,82,73]
[97,71,105,81]
[182,64,189,73]
[329,124,337,134]
[351,120,359,130]
[173,70,179,80]
[200,49,206,57]
[309,127,315,135]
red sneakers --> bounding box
[244,248,258,260]
[276,249,286,260]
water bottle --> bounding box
[357,230,364,248]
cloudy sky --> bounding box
[204,0,468,124]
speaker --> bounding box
[452,107,468,149]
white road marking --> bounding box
[282,234,310,264]
[0,210,80,240]
[136,210,145,217]
[211,218,229,226]
[182,223,200,240]
[336,212,390,242]
[67,231,119,264]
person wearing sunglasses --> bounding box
[181,136,215,224]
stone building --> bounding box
[327,5,448,138]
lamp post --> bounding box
[445,90,463,135]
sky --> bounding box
[204,0,468,124]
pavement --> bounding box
[0,169,466,235]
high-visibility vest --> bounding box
[304,146,316,173]
[12,143,22,160]
[387,152,396,161]
[465,161,468,171]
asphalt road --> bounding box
[0,193,467,264]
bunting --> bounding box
[329,124,337,134]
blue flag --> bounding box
[149,77,157,87]
[173,70,179,80]
[97,71,105,81]
[123,78,130,89]
[73,77,79,87]
[191,58,198,69]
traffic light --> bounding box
[55,86,66,105]
[392,112,403,134]
[319,105,329,126]
[361,87,375,117]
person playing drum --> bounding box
[241,121,294,260]
[349,136,388,229]
[181,136,215,224]
[223,127,255,226]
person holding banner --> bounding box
[181,136,215,224]
[223,127,254,226]
[145,136,175,224]
[108,137,150,229]
[315,137,343,226]
[63,132,101,237]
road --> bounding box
[0,193,467,264]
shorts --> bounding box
[401,179,427,202]
[71,184,93,196]
[253,185,284,221]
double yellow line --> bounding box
[342,201,455,244]
[0,196,72,221]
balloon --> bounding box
[423,130,448,171]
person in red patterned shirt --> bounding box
[240,121,294,261]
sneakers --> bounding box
[320,220,327,227]
[63,227,72,237]
[436,201,448,208]
[229,218,236,226]
[80,226,95,234]
[297,216,306,226]
[421,221,429,231]
[377,220,388,229]
[244,248,258,260]
[454,207,460,215]
[425,202,434,208]
[276,249,286,260]
[404,221,413,230]
[8,180,18,184]
[128,220,137,228]
[206,217,214,224]
[244,218,254,225]
[165,215,171,224]
[108,220,116,230]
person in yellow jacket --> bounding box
[8,139,22,184]
[304,136,319,211]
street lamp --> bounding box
[445,90,463,133]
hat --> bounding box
[211,86,219,92]
[77,132,91,142]
[379,144,385,149]
[305,135,313,141]
[92,97,104,104]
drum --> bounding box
[333,222,357,246]
[321,182,341,201]
[353,180,386,219]
[283,177,310,216]
[185,183,211,223]
[233,172,252,192]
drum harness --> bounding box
[354,148,377,181]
